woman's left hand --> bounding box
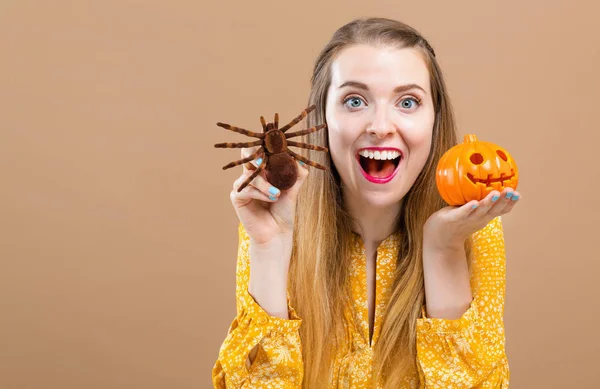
[423,187,521,252]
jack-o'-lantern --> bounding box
[436,134,518,206]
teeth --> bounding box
[359,149,400,160]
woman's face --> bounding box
[325,44,435,208]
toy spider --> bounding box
[214,104,329,192]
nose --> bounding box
[367,106,395,139]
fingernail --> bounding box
[269,195,277,201]
[472,204,478,209]
[269,186,280,196]
[511,195,519,201]
[256,158,263,166]
[299,161,304,165]
[505,192,513,199]
[492,195,500,202]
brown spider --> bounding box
[215,104,328,192]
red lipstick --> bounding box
[356,147,403,184]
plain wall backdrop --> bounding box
[1,0,599,388]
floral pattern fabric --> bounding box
[212,217,509,388]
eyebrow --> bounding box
[338,81,426,94]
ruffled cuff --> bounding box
[416,301,479,335]
[216,288,302,388]
[240,286,303,332]
[415,300,509,388]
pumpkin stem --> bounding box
[464,134,478,143]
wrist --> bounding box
[249,231,293,252]
[423,229,466,254]
[422,237,466,266]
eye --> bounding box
[398,97,421,111]
[497,150,508,161]
[470,153,484,165]
[343,96,366,109]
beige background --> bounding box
[1,0,599,388]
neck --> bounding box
[344,192,403,249]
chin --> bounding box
[359,188,405,208]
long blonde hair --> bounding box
[289,17,472,388]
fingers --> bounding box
[469,187,521,219]
[231,184,277,206]
[499,188,520,214]
[453,199,480,220]
[244,155,264,172]
[231,170,279,205]
[247,163,282,199]
[240,146,262,173]
[233,165,281,198]
[232,152,311,207]
[296,160,310,181]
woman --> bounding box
[212,17,520,389]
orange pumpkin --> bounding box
[436,134,518,206]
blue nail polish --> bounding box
[256,158,263,166]
[269,186,280,196]
[511,195,519,201]
[505,192,513,199]
[472,204,478,209]
[269,195,276,201]
[299,161,304,165]
[492,195,500,202]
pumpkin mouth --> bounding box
[467,169,516,187]
[358,155,401,178]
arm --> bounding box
[247,227,295,320]
[421,239,472,320]
[212,223,304,389]
[416,216,510,388]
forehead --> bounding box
[330,44,430,91]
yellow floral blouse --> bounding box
[212,217,509,388]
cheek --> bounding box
[403,121,433,154]
[326,110,361,165]
[405,108,435,143]
[327,125,352,171]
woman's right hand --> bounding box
[230,147,309,247]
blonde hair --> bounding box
[289,17,473,388]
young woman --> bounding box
[212,17,520,389]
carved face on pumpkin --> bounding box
[436,134,519,206]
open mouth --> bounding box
[356,149,402,183]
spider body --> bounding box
[215,105,329,192]
[261,123,298,189]
[264,123,288,153]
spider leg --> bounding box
[214,139,263,148]
[285,123,327,139]
[287,149,326,170]
[260,116,267,133]
[221,148,263,170]
[279,105,317,133]
[238,155,268,192]
[274,113,279,130]
[216,122,265,138]
[287,141,328,152]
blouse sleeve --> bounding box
[212,222,304,388]
[415,216,510,388]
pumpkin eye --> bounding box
[497,150,508,161]
[470,153,484,165]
